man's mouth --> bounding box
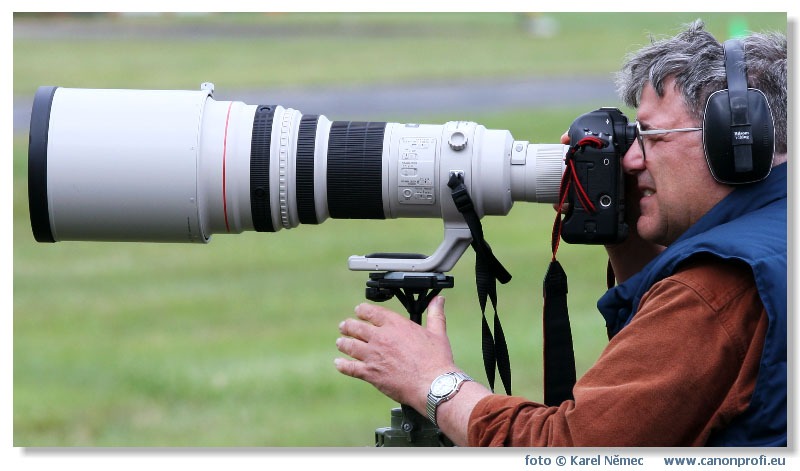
[642,189,655,197]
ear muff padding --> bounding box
[703,88,774,184]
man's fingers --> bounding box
[339,316,378,342]
[334,357,365,380]
[335,335,369,361]
[554,202,571,214]
[354,302,392,326]
[355,302,409,327]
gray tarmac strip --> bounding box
[14,16,622,133]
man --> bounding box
[334,20,787,446]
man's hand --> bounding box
[335,296,458,413]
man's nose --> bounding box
[623,142,645,174]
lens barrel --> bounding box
[28,86,565,244]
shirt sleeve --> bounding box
[467,257,766,446]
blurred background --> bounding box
[12,12,787,446]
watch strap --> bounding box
[426,371,474,427]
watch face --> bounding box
[431,375,457,396]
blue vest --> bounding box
[597,163,787,446]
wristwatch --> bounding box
[426,371,474,427]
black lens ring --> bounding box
[327,121,386,220]
[250,105,277,232]
[28,86,59,243]
[297,114,319,224]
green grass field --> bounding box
[12,12,787,446]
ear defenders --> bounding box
[703,39,775,184]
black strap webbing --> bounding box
[540,140,605,406]
[542,259,576,405]
[448,173,512,396]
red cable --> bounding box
[550,136,606,259]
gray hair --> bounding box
[616,19,787,154]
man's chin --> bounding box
[636,219,662,245]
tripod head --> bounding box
[365,270,454,324]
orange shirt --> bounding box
[467,257,767,446]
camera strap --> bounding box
[542,137,603,405]
[448,173,513,396]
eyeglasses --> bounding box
[635,121,702,160]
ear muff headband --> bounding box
[702,39,775,184]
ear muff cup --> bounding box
[702,39,775,185]
[703,88,774,184]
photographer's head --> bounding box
[617,19,787,156]
[614,20,787,246]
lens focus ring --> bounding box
[251,105,276,232]
[327,121,387,220]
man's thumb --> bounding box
[426,296,447,335]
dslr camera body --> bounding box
[561,107,634,245]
